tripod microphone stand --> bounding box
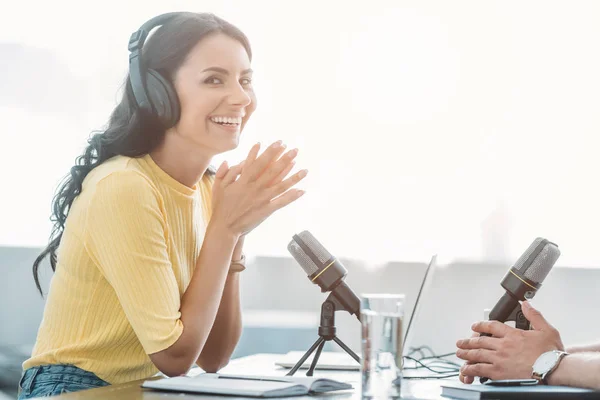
[286,292,361,377]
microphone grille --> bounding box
[287,231,333,276]
[513,237,560,284]
[513,237,544,272]
[523,241,560,283]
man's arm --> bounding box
[566,342,600,353]
[547,352,600,390]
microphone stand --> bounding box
[510,302,532,331]
[286,292,361,377]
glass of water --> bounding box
[360,294,404,399]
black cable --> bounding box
[407,345,437,358]
[404,373,460,380]
[400,346,461,380]
[404,356,459,374]
[420,351,456,360]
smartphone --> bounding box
[484,378,539,386]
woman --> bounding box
[18,11,307,399]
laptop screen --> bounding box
[402,255,438,357]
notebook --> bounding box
[142,372,352,397]
[275,256,439,371]
[441,382,599,399]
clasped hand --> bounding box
[211,141,308,237]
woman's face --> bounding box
[171,33,256,154]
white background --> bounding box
[1,0,600,267]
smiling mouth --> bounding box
[209,116,242,127]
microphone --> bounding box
[287,230,361,320]
[488,237,561,324]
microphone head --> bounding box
[287,230,333,276]
[511,237,560,285]
[288,230,360,317]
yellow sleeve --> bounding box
[83,170,183,355]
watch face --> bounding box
[533,351,559,374]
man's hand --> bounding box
[456,301,565,381]
[458,332,477,384]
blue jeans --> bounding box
[17,364,109,399]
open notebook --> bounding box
[142,373,352,398]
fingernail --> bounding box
[299,169,308,178]
[272,140,283,148]
[297,190,306,197]
[522,301,532,309]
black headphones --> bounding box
[128,12,183,128]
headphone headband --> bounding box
[128,12,183,54]
[128,12,185,117]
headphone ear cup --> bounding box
[145,69,180,128]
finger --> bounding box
[246,189,306,230]
[244,142,261,167]
[459,361,475,384]
[268,160,296,187]
[223,161,245,185]
[215,161,229,181]
[461,362,494,379]
[455,348,495,364]
[263,189,306,216]
[471,320,512,338]
[521,301,555,332]
[268,169,308,198]
[256,148,299,187]
[456,336,500,351]
[242,141,286,182]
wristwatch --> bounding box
[229,253,246,273]
[532,350,569,384]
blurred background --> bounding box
[2,0,600,398]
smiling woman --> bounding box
[18,11,307,399]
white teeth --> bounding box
[211,116,242,124]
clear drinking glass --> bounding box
[360,294,405,399]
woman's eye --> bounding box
[240,78,252,86]
[204,77,222,84]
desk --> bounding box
[43,354,452,399]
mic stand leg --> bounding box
[306,339,326,376]
[286,297,361,376]
[287,336,325,377]
[333,336,360,362]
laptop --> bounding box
[274,255,438,371]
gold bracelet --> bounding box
[229,253,246,273]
